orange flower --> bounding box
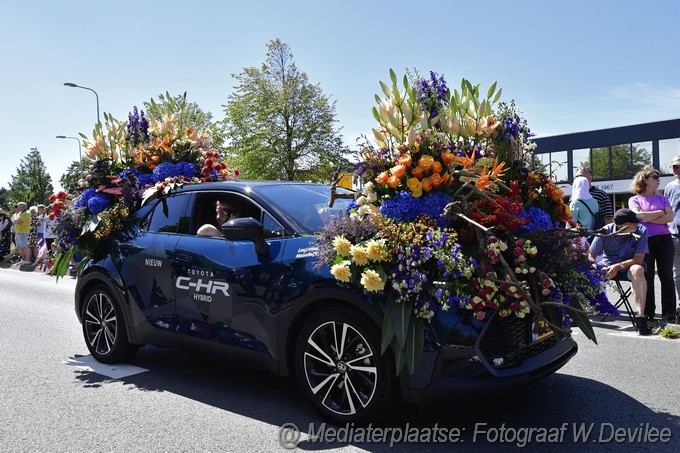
[452,150,476,169]
[418,155,434,170]
[475,174,492,191]
[386,174,401,188]
[422,177,433,192]
[431,172,443,188]
[489,158,507,181]
[431,161,443,174]
[396,154,412,167]
[391,164,407,178]
[412,166,424,179]
[441,151,455,165]
[376,171,389,184]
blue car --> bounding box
[75,181,577,423]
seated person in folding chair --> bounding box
[197,199,241,237]
[587,208,650,335]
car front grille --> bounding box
[477,314,558,369]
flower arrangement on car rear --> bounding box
[49,94,239,278]
[316,69,615,372]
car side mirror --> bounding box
[221,217,269,254]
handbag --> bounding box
[577,199,605,229]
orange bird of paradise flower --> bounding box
[452,150,476,170]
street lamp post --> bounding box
[63,82,100,124]
[56,135,83,176]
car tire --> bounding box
[81,284,139,364]
[294,307,396,424]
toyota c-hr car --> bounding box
[75,181,577,424]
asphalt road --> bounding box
[0,266,678,452]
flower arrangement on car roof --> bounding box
[315,69,616,372]
[49,93,239,278]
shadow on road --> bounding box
[67,344,679,452]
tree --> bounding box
[59,160,90,194]
[8,147,54,206]
[0,187,8,211]
[581,144,652,179]
[222,39,351,182]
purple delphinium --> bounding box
[126,107,150,147]
[415,71,449,120]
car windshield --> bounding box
[256,184,354,234]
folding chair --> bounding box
[601,277,639,329]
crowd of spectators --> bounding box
[1,201,57,271]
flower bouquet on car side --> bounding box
[316,69,616,373]
[49,93,239,279]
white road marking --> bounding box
[63,354,149,379]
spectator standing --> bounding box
[11,202,32,264]
[569,176,599,228]
[27,205,39,263]
[36,204,46,246]
[588,209,650,335]
[576,167,615,225]
[664,155,680,310]
[629,168,676,325]
[43,206,58,249]
[0,211,11,258]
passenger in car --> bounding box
[197,200,240,237]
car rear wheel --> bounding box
[82,284,139,364]
[294,307,395,424]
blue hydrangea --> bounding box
[152,162,180,182]
[517,206,553,233]
[119,168,140,179]
[380,191,451,226]
[138,174,154,187]
[74,188,97,208]
[177,162,197,179]
[87,193,111,214]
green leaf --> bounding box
[568,298,598,344]
[379,81,391,98]
[50,248,76,282]
[402,74,409,90]
[492,88,503,103]
[389,68,397,85]
[381,300,395,355]
[82,214,100,234]
[374,94,382,104]
[404,318,425,374]
[372,106,382,123]
[486,81,497,99]
[391,299,413,347]
[392,339,406,375]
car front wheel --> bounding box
[294,307,395,424]
[81,284,139,364]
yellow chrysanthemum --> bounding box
[366,240,387,262]
[350,245,369,266]
[330,263,351,282]
[360,269,385,292]
[333,235,352,256]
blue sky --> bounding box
[2,0,679,192]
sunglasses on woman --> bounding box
[648,174,660,180]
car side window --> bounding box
[262,212,284,239]
[148,194,190,234]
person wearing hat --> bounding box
[11,201,32,264]
[663,155,680,320]
[576,167,614,225]
[629,168,675,325]
[588,208,650,334]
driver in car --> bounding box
[197,200,240,237]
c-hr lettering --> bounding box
[176,276,230,296]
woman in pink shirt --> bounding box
[629,168,676,325]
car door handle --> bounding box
[174,254,193,264]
